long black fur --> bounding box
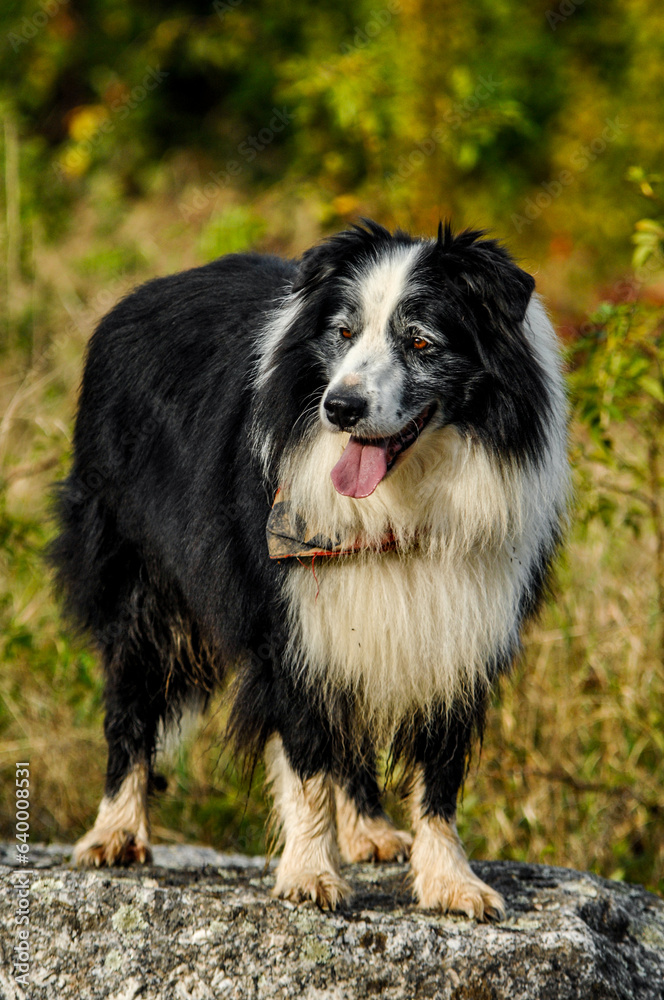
[50,222,557,821]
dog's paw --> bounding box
[74,827,152,868]
[335,788,412,863]
[339,818,412,864]
[273,870,352,910]
[414,871,505,921]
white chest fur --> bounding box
[284,542,520,735]
[279,416,565,738]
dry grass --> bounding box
[0,193,662,895]
[473,513,664,889]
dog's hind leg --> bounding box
[266,735,351,910]
[74,634,168,867]
[408,706,506,921]
[73,572,201,868]
[335,750,412,863]
[74,761,152,868]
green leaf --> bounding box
[634,218,664,237]
[640,377,664,403]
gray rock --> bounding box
[1,844,663,999]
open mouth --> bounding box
[330,403,436,499]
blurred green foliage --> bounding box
[569,177,664,634]
[196,204,266,258]
[1,0,663,280]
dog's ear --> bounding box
[291,221,396,295]
[447,236,535,330]
[469,258,535,373]
[291,243,336,295]
[476,247,535,329]
[437,229,536,373]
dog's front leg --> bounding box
[408,707,505,921]
[266,735,351,909]
[335,746,412,863]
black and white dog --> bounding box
[51,221,568,919]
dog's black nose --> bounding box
[324,390,368,429]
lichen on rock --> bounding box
[0,844,663,999]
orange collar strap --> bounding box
[266,488,398,561]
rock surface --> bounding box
[0,843,663,999]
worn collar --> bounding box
[266,488,399,561]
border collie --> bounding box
[50,221,568,920]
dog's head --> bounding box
[255,221,545,495]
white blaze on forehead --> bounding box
[331,242,424,385]
[354,243,424,346]
[322,243,425,438]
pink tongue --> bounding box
[331,438,389,498]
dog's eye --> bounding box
[411,336,429,350]
[339,327,353,340]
